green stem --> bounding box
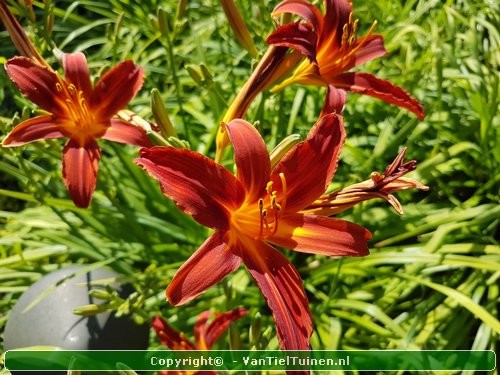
[159,9,189,144]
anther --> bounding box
[258,175,288,238]
[68,84,77,96]
[348,12,354,25]
[266,181,273,194]
[79,96,88,112]
[342,24,349,46]
[55,82,63,92]
[347,19,359,44]
[271,194,281,211]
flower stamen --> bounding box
[67,83,77,96]
[79,91,88,113]
[258,198,265,237]
[258,173,288,238]
[266,180,273,194]
[341,13,357,48]
[270,192,281,236]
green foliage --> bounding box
[0,0,498,373]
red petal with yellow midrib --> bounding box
[62,52,93,101]
[5,57,64,114]
[2,115,66,146]
[269,213,371,256]
[272,113,345,212]
[238,237,312,352]
[166,231,242,306]
[225,119,271,201]
[91,60,144,120]
[136,147,245,230]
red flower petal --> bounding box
[225,119,271,201]
[101,118,152,147]
[333,72,425,120]
[272,0,323,31]
[62,138,101,208]
[5,57,64,113]
[62,52,93,100]
[166,231,242,306]
[2,115,66,146]
[353,35,387,66]
[322,0,352,45]
[269,214,371,256]
[135,147,245,230]
[91,60,144,119]
[272,113,345,212]
[267,22,318,64]
[152,316,195,350]
[320,85,347,116]
[239,238,312,350]
[203,307,247,348]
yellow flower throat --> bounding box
[231,173,287,240]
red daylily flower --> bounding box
[2,53,152,207]
[136,113,371,356]
[267,0,425,119]
[152,308,247,375]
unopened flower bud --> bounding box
[151,89,177,138]
[270,134,302,168]
[186,65,204,86]
[88,289,112,300]
[220,0,258,58]
[73,304,108,316]
[157,7,169,36]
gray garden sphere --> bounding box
[4,265,149,350]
